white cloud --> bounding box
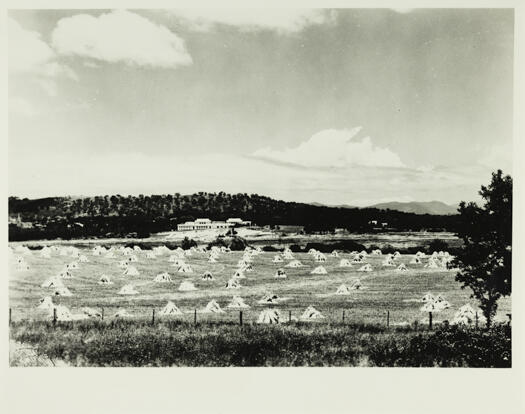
[169,9,333,33]
[51,10,192,68]
[8,17,77,82]
[252,128,406,169]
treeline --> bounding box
[8,192,459,241]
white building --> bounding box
[177,218,234,231]
[226,218,252,226]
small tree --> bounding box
[426,239,449,254]
[453,170,512,327]
[181,237,197,250]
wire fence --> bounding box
[8,305,489,330]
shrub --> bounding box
[181,237,197,250]
[229,237,248,251]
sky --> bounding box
[8,8,514,206]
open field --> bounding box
[9,242,511,325]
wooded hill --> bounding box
[8,192,459,241]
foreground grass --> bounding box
[10,320,511,367]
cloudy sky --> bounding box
[8,8,514,206]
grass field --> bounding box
[8,243,511,326]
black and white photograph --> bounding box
[4,3,525,411]
[6,5,515,366]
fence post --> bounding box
[151,308,155,326]
[475,311,478,328]
[239,311,243,326]
[101,307,104,321]
[53,307,57,328]
[342,310,345,323]
[9,308,12,326]
[194,309,197,325]
[429,312,433,330]
[387,310,390,328]
[289,310,292,323]
[414,320,418,331]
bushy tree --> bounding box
[229,237,248,251]
[453,170,512,327]
[427,239,449,254]
[181,237,197,250]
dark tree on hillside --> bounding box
[453,170,512,327]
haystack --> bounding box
[178,281,197,291]
[350,279,362,290]
[274,268,287,279]
[41,277,64,289]
[160,301,184,316]
[311,266,327,275]
[37,296,54,311]
[118,260,129,269]
[335,284,351,295]
[54,286,72,297]
[424,258,440,269]
[410,256,422,264]
[286,260,302,268]
[16,262,30,271]
[358,264,372,272]
[177,264,193,273]
[451,304,486,325]
[118,284,138,295]
[396,263,408,272]
[225,278,241,289]
[58,269,73,279]
[233,270,245,279]
[240,263,253,272]
[154,272,172,283]
[202,300,225,313]
[331,250,339,257]
[257,309,281,324]
[339,259,352,267]
[372,249,382,256]
[201,271,214,281]
[300,306,324,321]
[272,255,283,263]
[98,275,113,285]
[420,293,450,312]
[227,296,250,309]
[257,294,280,305]
[315,254,327,262]
[123,266,139,276]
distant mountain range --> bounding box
[367,201,459,215]
[308,200,458,215]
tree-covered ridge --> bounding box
[8,192,459,241]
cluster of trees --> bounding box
[8,192,458,241]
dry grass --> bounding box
[9,245,511,325]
